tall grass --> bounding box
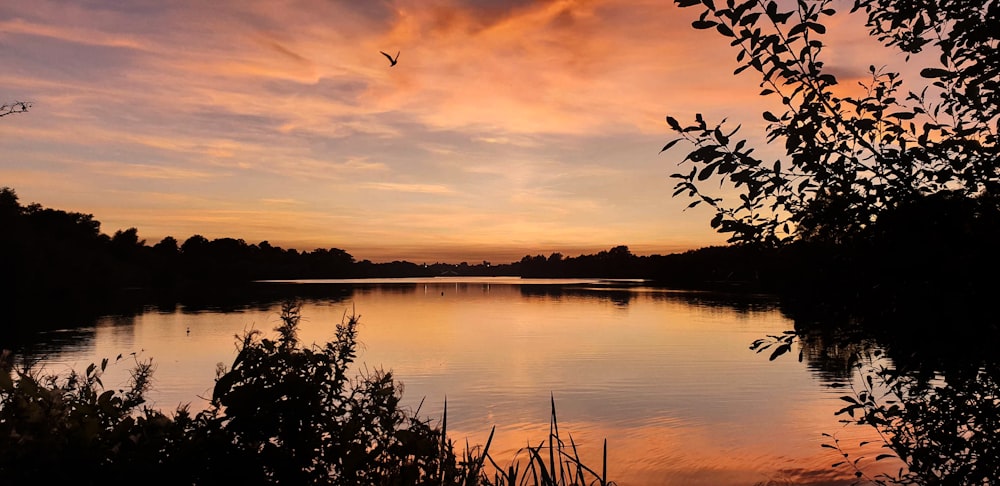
[455,394,614,486]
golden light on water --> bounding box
[30,281,898,485]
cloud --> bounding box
[360,182,455,194]
[87,162,220,180]
[0,18,144,49]
[358,0,750,135]
[260,198,304,206]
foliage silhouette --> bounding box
[1,304,463,484]
[1,304,613,485]
[661,0,1000,327]
[0,349,174,484]
[663,0,998,246]
[204,302,464,485]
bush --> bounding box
[1,303,613,485]
[0,304,468,485]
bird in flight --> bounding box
[380,50,400,67]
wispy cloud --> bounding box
[87,162,220,181]
[0,18,144,49]
[360,182,455,194]
[260,198,304,206]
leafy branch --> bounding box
[663,0,998,245]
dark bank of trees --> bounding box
[15,176,997,332]
[4,185,771,334]
[0,184,782,291]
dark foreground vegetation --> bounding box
[0,303,613,486]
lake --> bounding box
[19,277,893,485]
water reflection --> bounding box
[13,278,882,485]
[796,329,880,382]
[770,313,1000,483]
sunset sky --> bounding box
[1,0,901,262]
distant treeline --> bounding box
[5,186,1000,333]
[1,187,767,289]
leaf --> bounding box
[834,405,858,416]
[714,127,729,145]
[698,163,719,181]
[806,22,826,34]
[768,343,791,360]
[98,390,115,406]
[740,12,761,26]
[765,1,778,17]
[875,454,895,461]
[692,20,718,29]
[660,138,682,153]
[666,116,682,131]
[763,111,779,122]
[920,67,951,79]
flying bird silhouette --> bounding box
[380,50,400,67]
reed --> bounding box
[465,394,615,486]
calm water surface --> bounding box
[24,278,888,485]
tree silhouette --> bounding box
[663,0,998,246]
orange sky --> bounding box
[0,0,903,262]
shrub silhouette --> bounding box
[0,350,179,484]
[0,303,467,485]
[202,302,463,485]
